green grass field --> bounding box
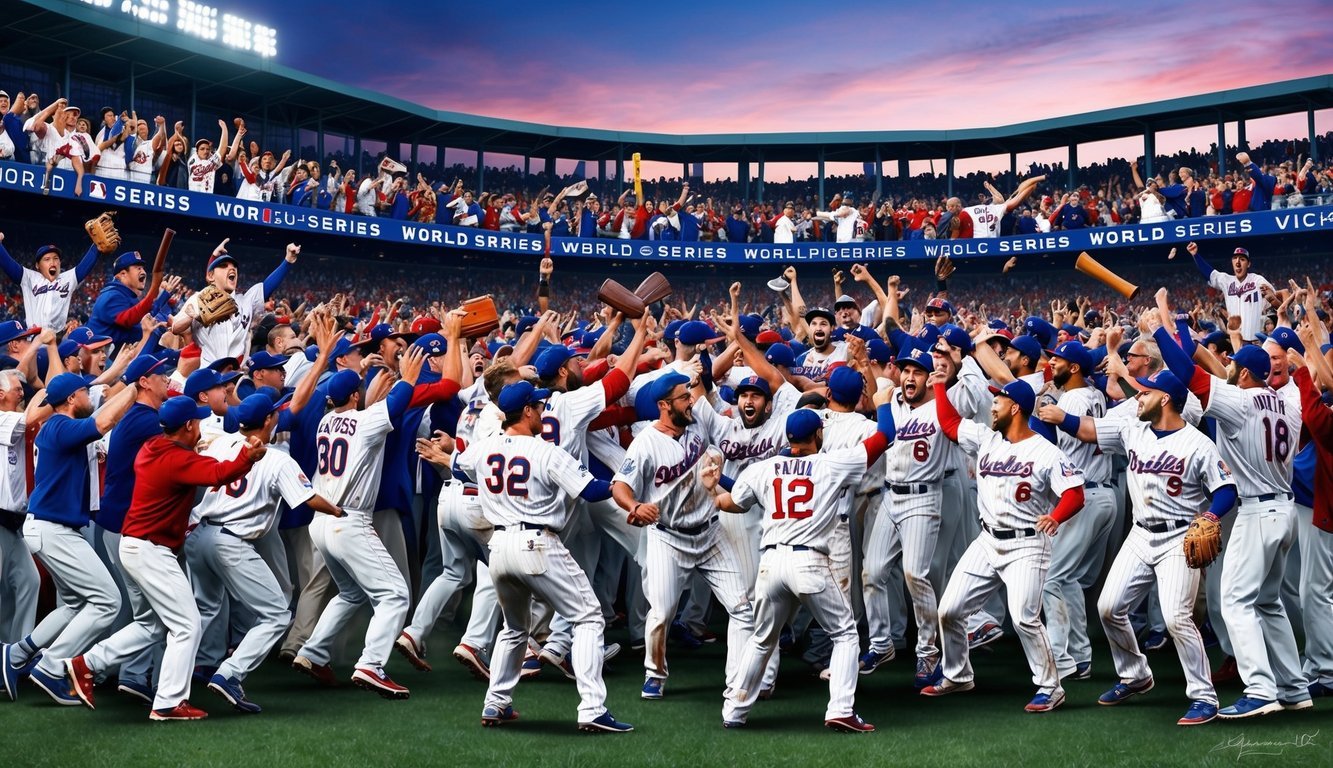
[5,618,1327,768]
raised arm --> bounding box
[262,244,299,298]
[0,233,25,283]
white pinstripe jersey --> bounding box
[614,398,721,531]
[459,433,594,530]
[1094,419,1233,525]
[713,382,800,477]
[732,445,869,551]
[1055,385,1111,483]
[540,383,607,463]
[957,421,1084,529]
[20,266,81,331]
[1200,375,1299,497]
[196,432,316,539]
[313,397,393,513]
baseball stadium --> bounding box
[1,1,1331,766]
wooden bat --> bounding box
[632,152,642,203]
[1075,251,1139,299]
[143,228,175,300]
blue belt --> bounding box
[1255,492,1293,503]
[762,544,811,552]
[1085,481,1115,490]
[201,518,243,539]
[657,516,718,536]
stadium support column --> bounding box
[598,160,606,196]
[410,144,418,175]
[898,156,909,184]
[617,145,624,195]
[1237,119,1247,152]
[353,137,361,176]
[1010,152,1017,181]
[757,153,765,203]
[1067,143,1077,190]
[818,148,826,207]
[544,157,556,184]
[317,116,325,164]
[1143,128,1155,179]
[1310,108,1319,163]
[478,149,485,193]
[946,145,955,198]
[875,146,883,200]
[739,161,749,201]
[1217,119,1227,177]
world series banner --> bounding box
[3,166,1332,263]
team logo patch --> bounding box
[1217,460,1232,480]
[87,180,107,199]
[298,472,311,487]
[619,458,636,476]
[1061,462,1080,478]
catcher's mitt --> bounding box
[1183,514,1222,569]
[598,279,647,319]
[85,212,121,254]
[196,285,239,326]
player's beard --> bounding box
[73,402,93,418]
[669,401,695,428]
[1136,394,1162,423]
[1052,368,1072,389]
[565,368,584,391]
[739,399,769,429]
[991,407,1012,433]
[812,329,829,349]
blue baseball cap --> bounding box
[1048,340,1093,373]
[850,325,880,343]
[535,345,582,380]
[738,314,763,340]
[487,340,513,359]
[1231,344,1271,381]
[1008,335,1044,367]
[328,337,359,362]
[357,323,417,352]
[789,340,809,358]
[718,385,737,405]
[765,343,795,368]
[56,340,80,359]
[1023,316,1057,348]
[804,306,836,324]
[123,354,167,384]
[496,380,551,414]
[634,383,661,421]
[734,375,771,398]
[65,326,94,346]
[897,342,934,373]
[1202,331,1228,349]
[826,366,864,406]
[159,395,212,431]
[649,372,692,404]
[988,379,1037,414]
[785,409,823,442]
[1269,327,1304,355]
[113,252,145,273]
[866,338,892,365]
[513,315,539,338]
[35,244,61,260]
[988,318,1010,331]
[677,320,723,346]
[235,392,291,429]
[326,369,362,405]
[924,297,953,315]
[663,319,686,343]
[1134,370,1188,410]
[413,333,448,357]
[206,253,237,273]
[831,327,847,343]
[245,351,288,372]
[43,372,88,406]
[939,324,973,353]
[184,369,226,399]
[915,323,942,348]
[0,320,38,346]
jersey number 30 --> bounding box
[771,477,814,520]
[485,454,531,497]
[316,437,349,477]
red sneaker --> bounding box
[292,655,338,687]
[352,667,410,699]
[825,714,875,733]
[65,656,95,710]
[394,632,432,672]
[149,701,208,721]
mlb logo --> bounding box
[87,180,107,199]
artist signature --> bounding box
[1210,731,1319,760]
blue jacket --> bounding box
[89,281,172,346]
[1243,162,1277,211]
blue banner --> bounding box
[3,165,1331,263]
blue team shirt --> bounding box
[29,413,103,528]
[96,402,162,532]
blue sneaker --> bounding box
[858,648,893,675]
[117,680,154,706]
[481,704,518,727]
[1309,681,1333,698]
[207,673,262,714]
[1073,661,1092,680]
[641,677,665,700]
[670,621,703,650]
[1177,700,1218,726]
[1141,630,1169,652]
[28,666,80,706]
[1,643,20,702]
[1097,678,1154,705]
[913,657,943,689]
[579,711,633,733]
[1025,690,1066,713]
[722,718,746,729]
[519,652,542,679]
[1218,696,1282,719]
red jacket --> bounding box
[121,436,254,549]
[1293,368,1333,532]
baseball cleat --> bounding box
[1309,681,1333,698]
[641,677,665,699]
[452,644,490,681]
[1218,696,1282,719]
[208,673,262,714]
[519,650,542,679]
[1025,690,1066,713]
[758,685,776,700]
[117,680,154,706]
[28,666,81,706]
[579,711,633,733]
[481,704,518,727]
[921,679,976,697]
[914,657,943,690]
[603,642,621,663]
[1211,655,1238,685]
[858,648,894,675]
[1141,630,1169,652]
[1071,662,1092,681]
[351,667,410,699]
[1,643,23,702]
[825,713,875,732]
[191,664,218,687]
[722,719,746,729]
[1097,677,1155,705]
[670,621,704,650]
[149,701,208,721]
[65,655,96,709]
[394,632,431,672]
[291,655,338,687]
[1177,700,1218,726]
[968,622,1004,649]
[697,629,719,644]
[1280,698,1314,711]
[538,647,574,680]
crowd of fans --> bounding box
[3,88,1333,247]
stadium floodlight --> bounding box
[177,0,218,40]
[84,1,278,58]
[80,0,113,9]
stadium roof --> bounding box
[6,0,1333,164]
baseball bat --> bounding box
[144,228,175,299]
[1074,251,1139,299]
[632,152,642,203]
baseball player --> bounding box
[455,380,633,733]
[965,175,1045,239]
[612,371,756,700]
[794,307,846,381]
[291,348,426,699]
[8,373,137,705]
[1040,340,1115,682]
[1188,241,1276,343]
[189,393,343,713]
[921,377,1085,713]
[170,239,299,367]
[0,369,37,653]
[62,396,265,721]
[711,393,895,732]
[1046,371,1235,724]
[0,232,102,331]
[1155,319,1309,717]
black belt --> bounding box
[201,519,243,539]
[1254,492,1293,503]
[0,508,23,533]
[493,522,549,533]
[982,521,1037,540]
[1136,519,1189,534]
[1085,481,1114,490]
[762,544,811,552]
[888,483,929,495]
[657,516,718,536]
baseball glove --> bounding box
[458,294,500,338]
[598,278,647,319]
[196,284,239,326]
[1183,515,1222,569]
[84,212,121,254]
